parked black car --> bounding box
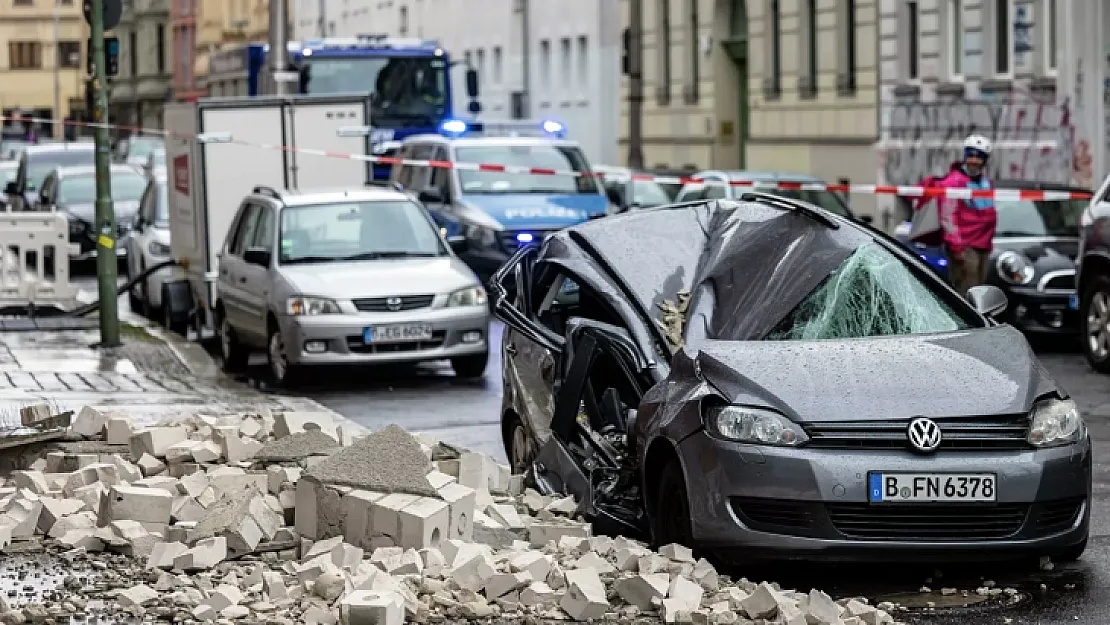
[1077,175,1110,370]
[492,194,1090,562]
[34,164,148,260]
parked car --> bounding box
[5,142,95,211]
[0,138,32,161]
[491,192,1090,562]
[125,172,173,317]
[216,185,491,387]
[0,161,17,209]
[895,180,1088,335]
[1076,174,1110,371]
[674,170,871,224]
[123,136,165,167]
[34,164,148,260]
[593,164,686,212]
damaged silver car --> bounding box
[491,193,1092,563]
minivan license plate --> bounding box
[868,472,996,503]
[364,323,433,344]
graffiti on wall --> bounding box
[879,91,1088,190]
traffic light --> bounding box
[86,36,120,76]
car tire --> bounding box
[1081,275,1110,373]
[1053,537,1088,563]
[503,412,534,474]
[652,460,695,551]
[218,311,249,373]
[267,325,302,388]
[451,350,489,379]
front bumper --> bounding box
[276,305,490,366]
[1002,287,1078,334]
[70,219,130,260]
[677,431,1092,562]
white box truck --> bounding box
[160,94,373,337]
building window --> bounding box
[766,0,782,98]
[685,0,699,103]
[13,0,33,5]
[476,48,485,87]
[399,5,408,36]
[57,41,81,69]
[493,46,503,83]
[540,39,551,87]
[128,32,138,76]
[1044,0,1057,73]
[799,0,817,98]
[8,42,42,69]
[156,25,166,74]
[656,0,671,104]
[994,0,1013,76]
[906,1,919,80]
[838,0,856,94]
[577,35,588,86]
[560,38,571,87]
[948,0,963,78]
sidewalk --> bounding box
[0,321,361,434]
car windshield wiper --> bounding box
[339,251,440,261]
[281,255,339,264]
[994,230,1043,237]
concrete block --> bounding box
[398,497,450,550]
[167,462,202,478]
[617,573,670,610]
[528,521,589,547]
[98,484,173,527]
[129,426,189,460]
[147,541,188,569]
[0,494,42,537]
[267,466,301,495]
[449,550,497,592]
[109,520,158,558]
[263,571,289,600]
[509,550,553,581]
[177,471,209,498]
[11,470,49,494]
[173,536,227,570]
[436,482,476,542]
[206,584,244,611]
[118,583,159,608]
[164,440,203,464]
[190,440,222,464]
[105,417,133,445]
[248,494,282,541]
[520,581,557,607]
[171,496,207,523]
[560,568,609,620]
[485,571,532,599]
[57,528,103,551]
[136,454,166,477]
[341,590,405,625]
[370,493,420,542]
[72,483,106,511]
[341,490,386,549]
[48,510,96,538]
[63,463,120,497]
[108,455,143,483]
[425,470,456,490]
[37,497,86,534]
[295,476,344,540]
[214,427,264,463]
[458,452,498,492]
[274,411,338,440]
[485,503,526,529]
[133,476,180,493]
[70,406,109,438]
[574,551,616,575]
[21,404,70,429]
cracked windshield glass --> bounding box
[765,242,973,340]
[993,198,1086,237]
[279,200,446,264]
[299,56,447,127]
[455,144,600,194]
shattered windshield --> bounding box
[764,242,973,340]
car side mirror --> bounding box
[967,285,1008,318]
[447,235,467,254]
[418,188,444,204]
[243,247,271,267]
[5,182,17,195]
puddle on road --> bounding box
[0,547,140,625]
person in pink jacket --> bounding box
[913,134,997,296]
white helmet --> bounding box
[963,134,992,155]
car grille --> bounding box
[826,503,1028,540]
[351,294,434,312]
[345,330,446,353]
[500,230,553,252]
[803,415,1030,451]
[1035,497,1085,533]
[1042,274,1075,290]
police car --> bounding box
[389,119,612,284]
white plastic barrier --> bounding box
[0,211,80,309]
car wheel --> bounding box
[451,350,489,379]
[1053,537,1088,563]
[1082,275,1110,373]
[503,413,534,474]
[652,460,695,551]
[267,326,301,388]
[218,312,249,373]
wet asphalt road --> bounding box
[74,268,1110,623]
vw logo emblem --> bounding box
[907,417,942,453]
[385,296,403,311]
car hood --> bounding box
[64,200,140,222]
[279,256,478,299]
[691,325,1060,423]
[461,193,609,229]
[993,237,1078,269]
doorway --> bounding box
[720,0,748,168]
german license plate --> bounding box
[868,472,997,503]
[364,323,433,344]
[1069,293,1079,310]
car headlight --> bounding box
[1028,398,1084,447]
[286,296,341,315]
[996,251,1035,285]
[706,405,808,446]
[464,224,498,249]
[447,285,487,307]
[148,241,171,256]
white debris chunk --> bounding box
[560,568,609,620]
[341,590,405,625]
[616,573,670,610]
[118,583,159,607]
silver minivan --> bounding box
[216,185,491,386]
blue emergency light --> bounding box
[436,119,568,139]
[516,232,535,243]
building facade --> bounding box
[109,0,174,129]
[876,0,1076,222]
[0,0,89,138]
[291,0,622,166]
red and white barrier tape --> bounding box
[4,116,1094,201]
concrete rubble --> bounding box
[0,405,904,624]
